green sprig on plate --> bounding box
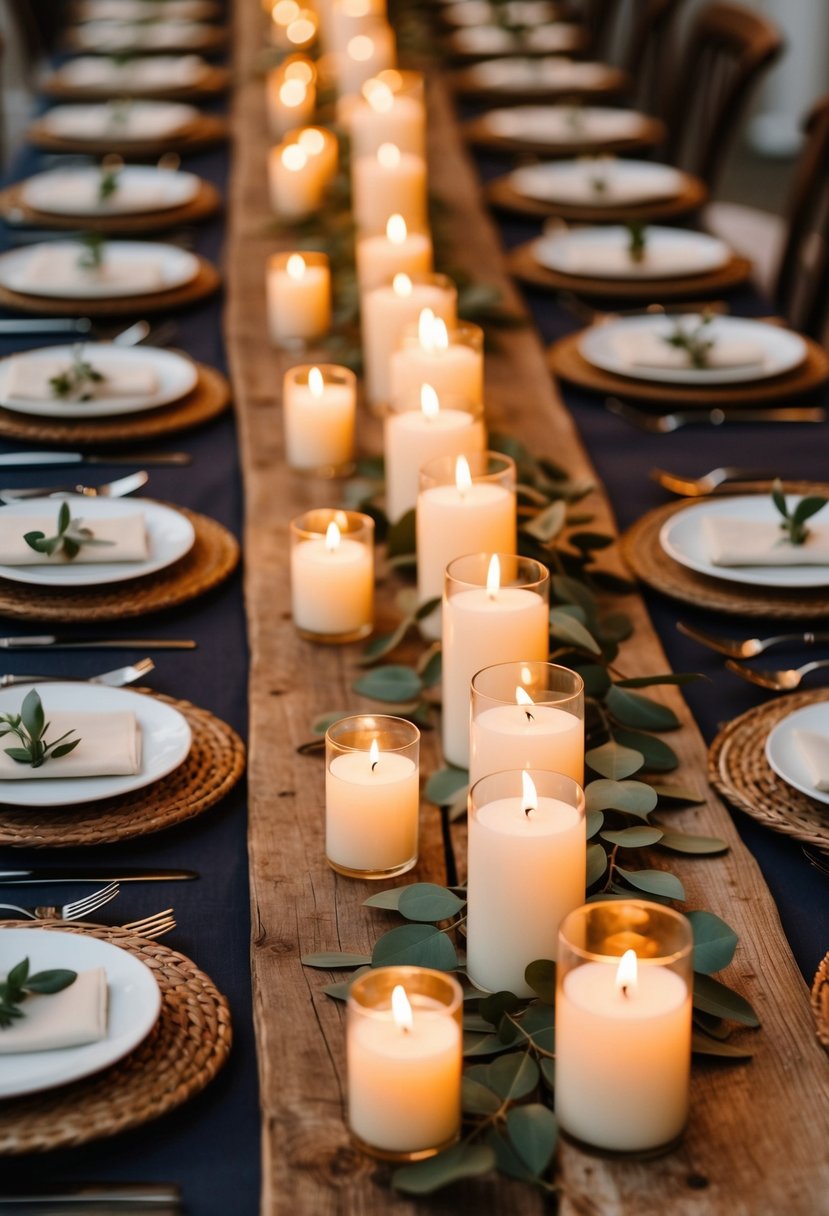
[662,311,715,369]
[24,501,113,561]
[0,956,77,1030]
[49,345,105,402]
[0,688,81,769]
[626,220,647,264]
[772,478,827,546]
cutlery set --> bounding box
[0,880,176,939]
[606,397,826,432]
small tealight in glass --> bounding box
[290,508,373,643]
[325,714,420,879]
[283,363,356,476]
[347,966,463,1161]
[266,251,331,350]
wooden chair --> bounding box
[5,0,66,61]
[663,1,784,189]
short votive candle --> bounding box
[267,251,331,348]
[390,317,484,409]
[290,508,373,642]
[336,22,397,96]
[361,271,457,409]
[266,63,316,139]
[355,214,433,292]
[340,71,426,158]
[283,363,356,475]
[384,389,485,523]
[352,143,427,234]
[269,142,321,219]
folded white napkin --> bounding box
[4,357,159,403]
[0,510,148,565]
[0,709,141,779]
[794,729,829,791]
[703,518,829,566]
[73,20,213,50]
[78,0,214,19]
[13,247,165,296]
[25,174,171,214]
[613,329,765,371]
[515,162,682,206]
[0,967,108,1053]
[549,237,714,278]
[468,56,606,90]
[488,107,643,143]
[60,55,207,89]
[42,103,194,142]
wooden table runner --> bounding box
[226,9,829,1213]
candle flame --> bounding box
[616,949,638,999]
[281,144,307,172]
[521,770,537,818]
[515,686,535,723]
[286,253,306,280]
[287,15,316,44]
[347,33,374,61]
[308,366,324,397]
[272,0,299,22]
[455,454,472,497]
[391,983,413,1033]
[369,738,380,772]
[392,272,412,297]
[279,78,307,107]
[324,521,341,551]
[378,142,401,170]
[417,307,448,353]
[298,128,325,156]
[365,79,394,112]
[386,213,407,245]
[420,383,439,419]
[284,57,314,83]
[486,553,500,599]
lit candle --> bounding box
[352,142,427,233]
[347,967,463,1160]
[271,2,318,52]
[390,312,484,409]
[268,142,319,218]
[342,75,426,158]
[470,661,584,786]
[266,64,316,139]
[324,0,387,55]
[325,714,419,878]
[384,384,485,523]
[416,454,517,644]
[555,902,693,1152]
[283,363,356,474]
[290,509,373,641]
[337,23,397,96]
[355,213,433,292]
[267,252,331,348]
[467,769,586,996]
[361,271,457,409]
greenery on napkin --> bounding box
[0,689,81,770]
[49,345,105,402]
[24,501,114,562]
[772,479,828,545]
[0,957,77,1030]
[76,232,107,272]
[98,161,122,204]
[626,220,647,264]
[662,311,715,368]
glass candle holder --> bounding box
[390,318,484,409]
[347,966,463,1161]
[467,768,585,996]
[283,364,357,476]
[285,125,339,192]
[384,390,485,524]
[470,661,584,786]
[325,714,420,878]
[339,70,426,158]
[352,144,428,235]
[290,508,373,642]
[266,65,316,140]
[556,900,693,1155]
[336,21,397,97]
[267,251,331,349]
[268,144,323,220]
[361,271,457,410]
[442,553,549,767]
[415,451,518,645]
[355,216,433,293]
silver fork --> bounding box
[725,658,829,691]
[651,466,778,496]
[0,471,149,503]
[0,881,119,921]
[606,397,827,433]
[677,621,829,658]
[0,656,155,688]
[121,908,176,940]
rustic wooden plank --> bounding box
[227,8,829,1213]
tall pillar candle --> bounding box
[266,63,316,138]
[352,142,427,233]
[390,314,484,408]
[290,508,373,642]
[467,769,586,996]
[336,22,397,96]
[356,214,432,292]
[267,251,331,348]
[342,73,426,157]
[283,363,356,475]
[361,271,457,409]
[269,142,321,218]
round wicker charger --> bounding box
[41,64,232,101]
[708,689,829,853]
[449,64,629,104]
[0,362,230,447]
[485,173,708,223]
[506,242,752,301]
[812,951,829,1052]
[0,505,239,623]
[63,26,229,54]
[463,113,666,159]
[26,113,229,159]
[0,921,232,1154]
[0,179,222,235]
[620,484,829,621]
[0,688,245,848]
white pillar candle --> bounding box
[337,23,397,96]
[390,313,484,408]
[268,142,320,218]
[326,739,419,876]
[290,510,373,641]
[352,142,427,233]
[342,78,426,158]
[292,126,339,187]
[356,214,433,292]
[283,363,356,473]
[470,698,584,786]
[325,0,387,54]
[271,4,318,52]
[361,272,457,409]
[467,771,586,996]
[267,252,331,347]
[266,69,316,139]
[384,386,485,523]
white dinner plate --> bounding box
[444,1,559,27]
[0,927,161,1098]
[766,703,829,807]
[532,225,731,280]
[21,166,202,217]
[460,56,614,92]
[659,495,829,590]
[579,314,807,386]
[56,54,210,92]
[484,105,647,144]
[0,682,192,808]
[509,158,684,206]
[450,22,581,55]
[0,496,195,587]
[0,344,198,420]
[76,0,220,19]
[39,101,198,142]
[71,20,218,50]
[0,241,201,301]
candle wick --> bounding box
[371,760,379,773]
[524,804,535,819]
[621,984,630,999]
[524,709,534,723]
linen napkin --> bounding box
[42,103,195,142]
[612,328,765,371]
[78,0,214,18]
[793,730,829,791]
[4,356,159,403]
[12,246,165,296]
[548,235,721,278]
[23,172,172,214]
[60,55,208,90]
[72,20,213,51]
[0,709,141,780]
[703,517,829,566]
[488,107,642,143]
[0,967,108,1053]
[514,161,682,206]
[0,510,148,565]
[467,57,607,91]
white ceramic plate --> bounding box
[532,225,731,279]
[444,1,559,27]
[0,496,195,587]
[0,682,192,808]
[76,0,220,19]
[766,703,829,807]
[71,20,217,50]
[0,344,198,420]
[21,166,201,217]
[40,101,198,142]
[0,241,201,301]
[509,158,684,206]
[484,105,647,143]
[451,22,581,54]
[579,314,807,386]
[461,56,614,91]
[0,927,161,1098]
[57,54,210,92]
[659,495,829,590]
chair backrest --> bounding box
[622,0,687,113]
[5,1,64,61]
[664,1,783,188]
[774,96,829,341]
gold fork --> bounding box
[725,658,829,691]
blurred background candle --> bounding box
[390,314,484,408]
[283,363,356,475]
[326,715,419,878]
[556,901,693,1153]
[289,126,339,198]
[268,141,319,218]
[267,251,331,347]
[361,271,457,409]
[337,23,397,96]
[266,62,316,139]
[271,3,319,52]
[352,142,427,233]
[290,508,373,642]
[470,661,584,786]
[347,967,462,1160]
[356,214,432,292]
[467,770,586,995]
[342,73,426,158]
[384,386,485,523]
[416,455,517,643]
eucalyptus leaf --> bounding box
[551,574,597,619]
[660,831,728,855]
[651,784,706,805]
[322,966,370,1001]
[586,809,604,839]
[689,910,739,974]
[549,614,601,655]
[463,1031,516,1057]
[372,923,457,971]
[585,779,658,817]
[486,1050,539,1101]
[506,1104,558,1176]
[386,509,416,558]
[397,883,465,922]
[310,710,349,736]
[522,499,567,542]
[462,1076,501,1115]
[425,767,469,807]
[612,729,679,772]
[540,1057,555,1092]
[596,612,633,643]
[418,645,442,688]
[353,665,422,703]
[392,1143,495,1195]
[615,866,685,901]
[600,826,664,848]
[586,740,644,780]
[568,530,614,552]
[586,842,608,887]
[524,959,555,1004]
[606,686,680,732]
[301,951,371,968]
[362,888,404,911]
[691,1030,753,1060]
[358,619,412,665]
[480,990,522,1027]
[487,1130,537,1183]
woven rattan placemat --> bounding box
[0,505,239,623]
[27,113,229,159]
[0,362,230,446]
[812,951,829,1052]
[0,921,232,1153]
[0,179,222,235]
[708,688,829,853]
[0,687,245,847]
[0,257,220,318]
[42,64,231,101]
[463,113,666,159]
[485,173,708,223]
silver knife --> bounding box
[0,868,198,884]
[0,1182,181,1206]
[0,318,93,336]
[0,452,192,467]
[0,636,197,649]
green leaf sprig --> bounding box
[77,232,107,272]
[0,688,82,770]
[626,220,647,264]
[771,478,827,546]
[24,500,114,561]
[0,957,77,1029]
[98,159,122,203]
[49,344,105,402]
[662,311,715,369]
